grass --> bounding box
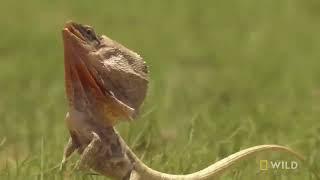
[1,0,320,179]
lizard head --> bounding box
[62,21,148,127]
[63,21,101,49]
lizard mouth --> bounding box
[63,21,87,42]
[63,21,106,112]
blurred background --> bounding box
[1,0,320,179]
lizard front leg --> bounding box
[74,132,102,171]
[73,131,134,179]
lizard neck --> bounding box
[66,108,111,151]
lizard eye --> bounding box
[80,26,100,46]
[85,28,99,41]
[86,29,93,36]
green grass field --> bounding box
[1,0,320,179]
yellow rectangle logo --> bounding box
[260,160,268,170]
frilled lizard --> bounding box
[61,21,305,180]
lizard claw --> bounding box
[59,159,66,172]
[60,136,78,172]
[91,132,101,141]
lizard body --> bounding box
[61,21,304,180]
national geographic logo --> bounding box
[260,160,299,171]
